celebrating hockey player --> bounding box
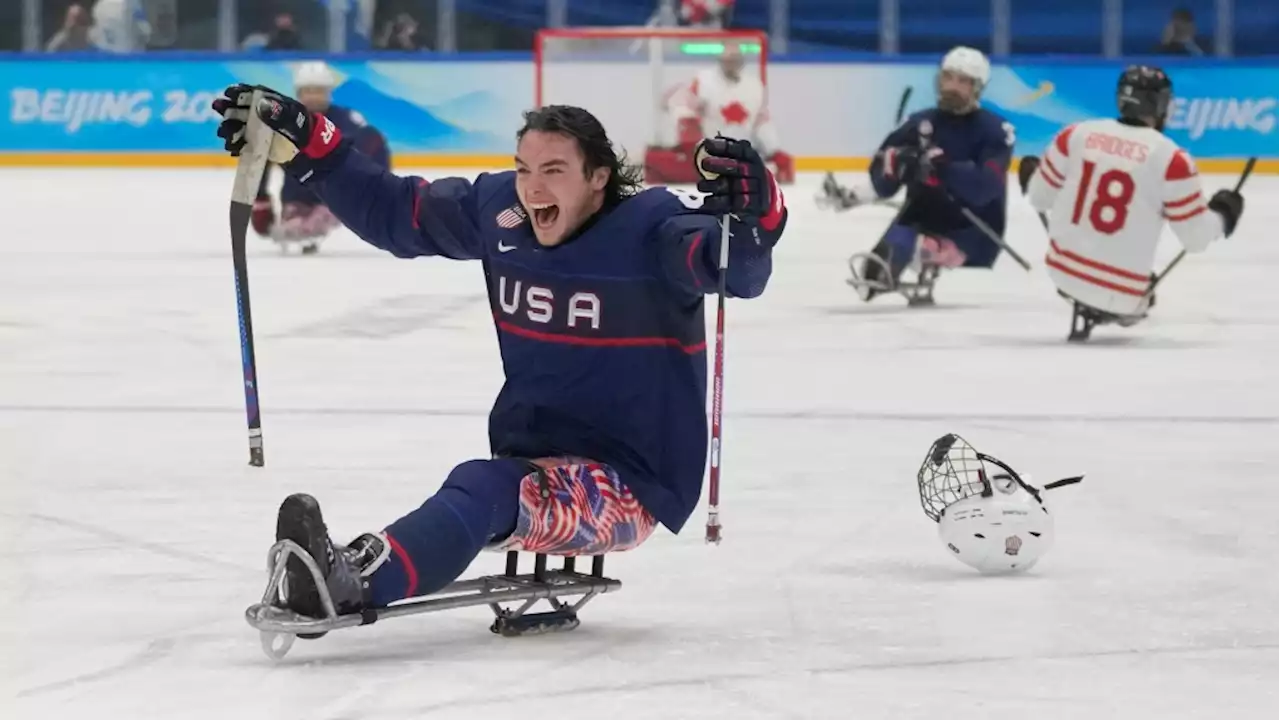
[252,62,390,254]
[822,47,1014,305]
[1020,65,1246,341]
[213,86,787,622]
[651,41,794,184]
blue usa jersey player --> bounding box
[213,87,787,619]
[819,47,1014,303]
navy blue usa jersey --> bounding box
[870,107,1012,240]
[280,138,787,533]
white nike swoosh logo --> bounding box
[497,242,517,253]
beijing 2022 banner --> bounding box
[982,63,1276,159]
[0,58,531,154]
[0,56,1273,162]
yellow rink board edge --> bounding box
[0,153,1272,175]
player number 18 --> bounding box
[1071,159,1135,235]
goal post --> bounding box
[534,27,769,176]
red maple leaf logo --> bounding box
[720,101,749,125]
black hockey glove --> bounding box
[885,145,946,187]
[212,83,341,163]
[693,136,774,218]
[1017,155,1040,194]
[1207,188,1244,237]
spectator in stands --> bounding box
[1156,7,1204,55]
[376,13,427,51]
[647,0,734,29]
[87,0,151,52]
[678,0,735,29]
[46,4,93,51]
[266,12,302,50]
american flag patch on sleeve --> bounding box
[496,205,527,228]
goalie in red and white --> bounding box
[657,43,794,184]
[1020,64,1245,341]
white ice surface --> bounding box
[1,169,1275,720]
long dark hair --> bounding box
[517,105,644,206]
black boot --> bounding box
[275,494,385,620]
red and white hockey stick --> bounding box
[693,141,733,545]
[705,211,730,545]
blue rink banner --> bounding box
[982,64,1277,160]
[0,56,1273,166]
[0,59,531,153]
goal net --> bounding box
[535,28,768,168]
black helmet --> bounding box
[1116,65,1173,129]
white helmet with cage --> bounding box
[917,434,1082,574]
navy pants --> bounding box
[367,458,527,607]
[885,224,1001,269]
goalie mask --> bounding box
[918,434,1082,574]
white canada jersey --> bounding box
[673,68,779,155]
[1026,118,1223,316]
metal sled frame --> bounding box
[245,540,621,660]
[1066,297,1145,342]
[847,252,938,307]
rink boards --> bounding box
[0,53,1273,173]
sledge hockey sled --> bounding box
[245,541,622,660]
[1064,293,1148,342]
[847,251,939,307]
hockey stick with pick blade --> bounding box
[227,90,275,467]
[1148,156,1256,296]
[694,141,733,545]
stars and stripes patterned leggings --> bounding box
[368,457,655,607]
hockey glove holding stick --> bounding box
[1015,155,1052,230]
[691,135,785,546]
[694,136,777,220]
[882,146,946,187]
[213,84,343,167]
[1150,157,1254,294]
[1016,155,1040,195]
[1207,188,1244,237]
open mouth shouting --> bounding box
[528,201,560,231]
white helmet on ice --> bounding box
[293,61,337,91]
[918,434,1082,574]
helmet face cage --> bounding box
[917,434,1042,522]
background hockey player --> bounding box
[252,62,390,254]
[213,87,788,620]
[823,47,1013,303]
[649,42,794,184]
[1020,65,1245,340]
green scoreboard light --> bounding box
[679,42,764,55]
